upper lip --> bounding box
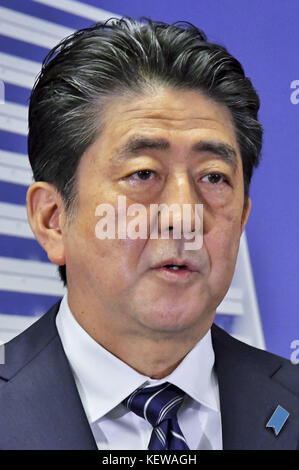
[153,258,198,272]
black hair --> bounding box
[28,17,263,286]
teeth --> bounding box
[163,264,187,270]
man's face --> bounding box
[63,87,250,338]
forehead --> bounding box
[100,87,238,147]
[80,87,243,179]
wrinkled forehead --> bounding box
[101,87,237,136]
[89,87,242,168]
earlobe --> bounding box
[26,182,66,266]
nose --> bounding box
[155,171,201,237]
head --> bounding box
[27,18,263,341]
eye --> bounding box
[126,169,157,181]
[201,173,229,185]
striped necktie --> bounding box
[123,382,190,450]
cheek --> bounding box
[202,220,241,304]
[99,238,145,279]
[204,213,242,270]
[75,209,147,287]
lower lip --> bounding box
[152,267,196,282]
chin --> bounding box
[138,305,206,334]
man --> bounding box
[0,18,298,450]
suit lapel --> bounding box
[1,301,299,449]
[0,301,97,449]
[211,324,299,449]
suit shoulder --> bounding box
[211,322,299,382]
[0,300,62,379]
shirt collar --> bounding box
[56,292,219,423]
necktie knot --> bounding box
[123,382,187,431]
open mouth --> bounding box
[163,264,188,271]
[153,262,197,282]
[151,258,198,281]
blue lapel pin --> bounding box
[266,405,290,436]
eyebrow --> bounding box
[112,136,238,171]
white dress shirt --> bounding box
[55,292,223,450]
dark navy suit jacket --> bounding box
[0,299,298,449]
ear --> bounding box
[26,182,66,266]
[241,197,252,233]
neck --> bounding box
[67,290,213,379]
